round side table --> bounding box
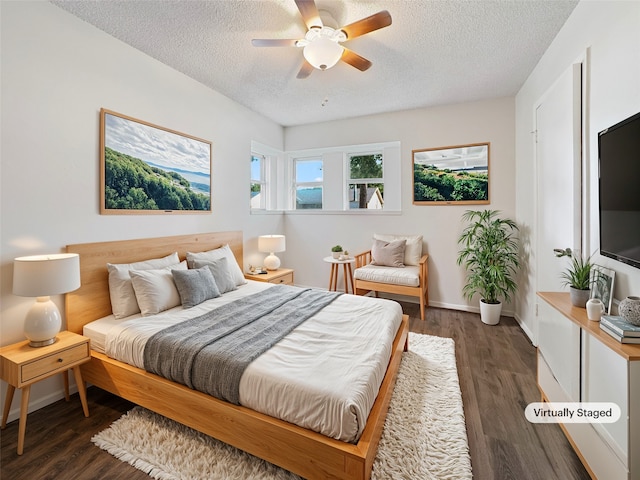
[323,256,356,294]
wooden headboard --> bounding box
[65,231,243,334]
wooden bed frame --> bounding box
[66,231,409,480]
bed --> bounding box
[66,231,409,480]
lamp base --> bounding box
[264,253,281,271]
[24,296,62,348]
[29,337,57,348]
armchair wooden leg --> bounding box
[419,295,426,321]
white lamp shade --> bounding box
[303,38,344,70]
[258,235,286,254]
[13,253,81,297]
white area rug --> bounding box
[92,332,472,479]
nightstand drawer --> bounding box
[270,272,293,285]
[21,343,89,383]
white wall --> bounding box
[515,0,640,341]
[0,1,284,419]
[283,97,516,310]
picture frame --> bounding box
[100,108,212,214]
[590,265,615,314]
[412,143,490,205]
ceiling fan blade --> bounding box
[340,10,392,40]
[294,0,322,30]
[297,60,314,79]
[251,39,299,47]
[341,48,372,71]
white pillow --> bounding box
[107,252,180,318]
[373,234,423,266]
[186,244,246,286]
[129,261,187,316]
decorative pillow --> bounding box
[191,257,237,294]
[172,266,220,308]
[107,252,180,318]
[373,234,423,266]
[129,261,187,316]
[370,239,407,268]
[186,244,246,286]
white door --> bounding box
[534,63,583,400]
[535,63,583,298]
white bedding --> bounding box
[83,280,403,442]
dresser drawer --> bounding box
[21,343,89,383]
[270,272,293,285]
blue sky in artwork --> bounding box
[105,113,210,174]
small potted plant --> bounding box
[331,245,343,259]
[554,247,593,307]
[456,210,520,325]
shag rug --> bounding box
[92,332,472,479]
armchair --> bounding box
[353,234,429,320]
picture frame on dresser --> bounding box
[100,108,212,214]
[590,265,615,314]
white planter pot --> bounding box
[480,300,502,325]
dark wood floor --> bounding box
[1,304,590,480]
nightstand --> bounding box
[0,330,91,455]
[245,268,294,285]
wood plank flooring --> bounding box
[1,304,590,480]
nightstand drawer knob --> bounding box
[57,358,63,363]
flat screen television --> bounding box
[598,111,640,269]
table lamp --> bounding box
[13,253,81,347]
[258,235,286,270]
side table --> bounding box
[0,330,91,455]
[323,256,355,294]
[245,268,294,285]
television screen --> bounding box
[598,111,640,269]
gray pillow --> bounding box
[191,257,237,294]
[370,239,407,267]
[172,266,221,308]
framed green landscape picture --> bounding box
[413,143,490,205]
[100,108,212,214]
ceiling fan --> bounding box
[252,0,392,79]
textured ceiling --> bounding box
[50,0,578,127]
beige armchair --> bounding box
[353,234,429,320]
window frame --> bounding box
[346,151,385,210]
[292,157,324,210]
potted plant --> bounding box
[331,245,343,259]
[553,247,593,307]
[456,210,520,325]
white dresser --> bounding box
[537,292,640,480]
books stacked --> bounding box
[600,315,640,344]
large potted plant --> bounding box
[457,210,520,325]
[553,247,593,307]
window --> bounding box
[250,154,266,210]
[348,153,384,210]
[293,158,323,209]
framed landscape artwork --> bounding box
[413,143,490,205]
[100,108,212,214]
[590,266,615,314]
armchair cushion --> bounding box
[353,264,421,287]
[373,234,423,266]
[370,239,406,267]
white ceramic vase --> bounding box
[586,298,605,321]
[619,296,640,326]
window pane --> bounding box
[348,183,384,209]
[296,160,323,182]
[296,186,322,209]
[251,155,262,181]
[350,154,382,179]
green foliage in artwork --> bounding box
[413,163,487,202]
[104,147,210,211]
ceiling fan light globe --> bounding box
[303,37,343,70]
